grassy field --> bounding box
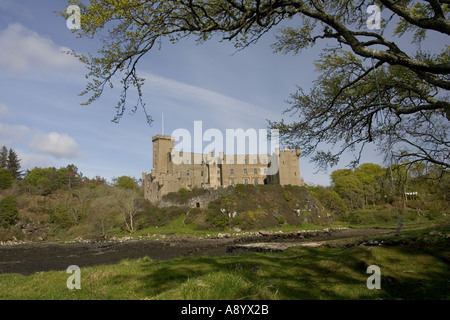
[1,220,448,300]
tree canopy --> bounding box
[1,146,21,179]
[64,0,449,170]
[114,175,138,189]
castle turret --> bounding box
[278,147,303,186]
[152,135,174,174]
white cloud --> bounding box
[0,103,13,118]
[15,150,54,171]
[0,23,79,75]
[29,131,80,159]
[0,122,80,159]
[0,123,30,145]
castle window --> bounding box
[230,169,234,175]
[244,178,248,185]
[217,170,220,174]
[217,177,221,182]
[254,168,258,174]
[201,171,204,177]
[294,172,297,176]
[187,170,190,176]
[254,178,258,185]
[244,169,247,174]
[230,179,235,185]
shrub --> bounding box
[0,195,18,228]
[178,188,190,198]
[0,227,15,241]
[50,203,73,229]
[206,210,228,230]
[425,207,440,220]
[282,190,292,202]
[317,190,348,215]
[205,200,228,230]
[0,168,13,190]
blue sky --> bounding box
[0,0,430,186]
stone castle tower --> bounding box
[142,135,304,203]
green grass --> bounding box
[132,213,328,239]
[1,227,449,300]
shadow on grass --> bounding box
[104,239,448,300]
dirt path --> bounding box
[0,228,393,275]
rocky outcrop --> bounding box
[15,221,49,241]
[158,187,232,208]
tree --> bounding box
[309,185,348,215]
[114,176,137,189]
[7,148,21,179]
[64,0,449,170]
[330,169,365,210]
[0,196,18,228]
[24,167,59,195]
[88,188,120,238]
[354,163,386,205]
[62,164,82,190]
[115,188,141,233]
[0,146,7,169]
[0,168,14,190]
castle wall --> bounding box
[143,136,303,203]
[278,147,302,186]
[220,154,268,186]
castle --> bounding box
[142,135,304,203]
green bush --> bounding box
[178,188,190,198]
[425,207,440,220]
[0,168,13,190]
[282,190,293,202]
[374,209,395,223]
[0,196,18,228]
[115,176,136,189]
[206,210,228,230]
[205,200,228,230]
[50,203,73,229]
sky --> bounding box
[0,0,439,186]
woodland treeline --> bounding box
[310,162,449,218]
[0,145,448,241]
